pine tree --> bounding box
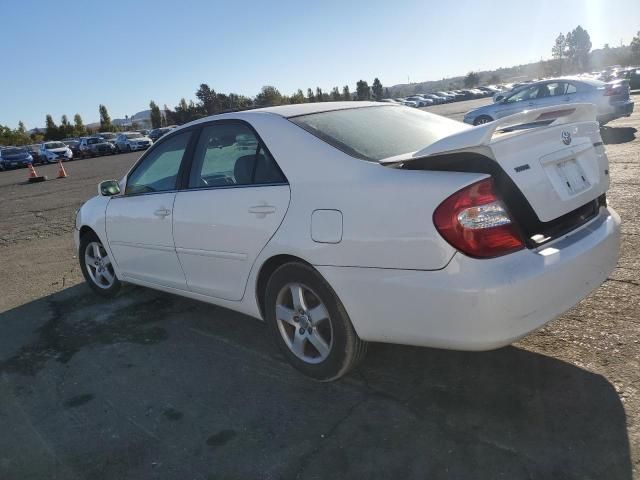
[356,80,370,100]
[99,104,112,131]
[45,115,59,140]
[372,78,383,101]
[150,101,162,128]
[73,114,86,136]
[342,85,351,100]
[316,87,324,102]
[331,87,341,101]
[307,88,315,102]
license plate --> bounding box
[556,159,590,195]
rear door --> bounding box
[173,121,290,301]
[106,130,194,289]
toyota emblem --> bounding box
[561,131,572,145]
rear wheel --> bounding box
[473,115,493,126]
[79,232,121,297]
[265,262,367,381]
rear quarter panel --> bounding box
[246,113,488,270]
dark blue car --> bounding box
[0,147,34,170]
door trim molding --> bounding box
[176,247,247,261]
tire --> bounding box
[79,231,121,298]
[264,262,367,381]
[473,115,493,126]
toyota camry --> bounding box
[74,102,620,381]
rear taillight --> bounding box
[433,178,524,258]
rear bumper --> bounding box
[317,206,620,350]
[598,100,634,123]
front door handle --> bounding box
[248,205,276,218]
[154,208,171,218]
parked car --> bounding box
[422,93,447,104]
[436,91,457,102]
[26,144,43,164]
[464,77,634,126]
[0,146,33,169]
[149,126,176,142]
[79,136,117,157]
[39,141,73,163]
[406,95,434,107]
[115,132,153,152]
[75,101,619,380]
[98,132,118,145]
[63,139,81,158]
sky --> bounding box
[1,0,639,129]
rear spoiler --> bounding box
[379,103,597,164]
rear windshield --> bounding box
[289,105,465,161]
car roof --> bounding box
[249,101,383,118]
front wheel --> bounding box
[79,232,121,297]
[473,115,493,126]
[265,262,367,381]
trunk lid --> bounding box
[382,103,609,223]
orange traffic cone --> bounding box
[27,163,38,178]
[57,160,68,179]
[27,163,47,183]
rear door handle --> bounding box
[154,208,171,218]
[248,205,276,218]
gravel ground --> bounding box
[0,97,638,479]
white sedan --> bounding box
[74,102,620,381]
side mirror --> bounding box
[99,180,121,196]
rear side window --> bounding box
[289,106,465,161]
[188,123,285,188]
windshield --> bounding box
[45,142,65,149]
[290,106,466,161]
[87,138,102,144]
[125,133,143,139]
[100,133,116,140]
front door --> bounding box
[106,130,193,290]
[172,121,290,301]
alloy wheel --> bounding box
[275,283,333,364]
[84,241,115,289]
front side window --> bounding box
[188,123,285,188]
[125,131,192,195]
[506,86,540,103]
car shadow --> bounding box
[0,285,633,480]
[600,126,637,145]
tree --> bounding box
[371,78,383,101]
[383,87,390,99]
[291,89,306,104]
[99,104,112,131]
[342,85,351,101]
[306,88,315,102]
[149,100,162,128]
[565,26,591,72]
[73,114,86,136]
[59,115,72,138]
[17,121,26,134]
[316,87,324,102]
[630,31,640,64]
[45,115,59,140]
[195,83,218,115]
[551,33,566,60]
[331,87,341,101]
[255,85,283,107]
[356,80,370,100]
[463,71,480,88]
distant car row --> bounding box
[0,126,177,170]
[381,85,509,107]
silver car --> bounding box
[464,77,634,126]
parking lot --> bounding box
[0,96,639,479]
